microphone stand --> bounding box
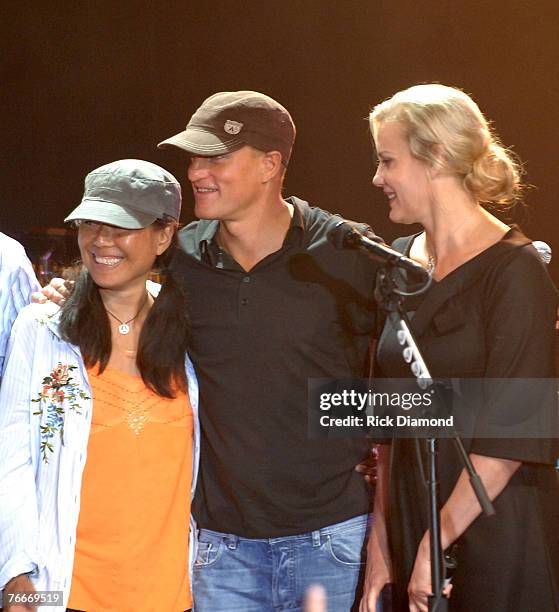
[374,264,495,612]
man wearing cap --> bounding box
[0,233,41,384]
[158,91,378,611]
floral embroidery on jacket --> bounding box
[32,363,90,463]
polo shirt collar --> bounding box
[200,197,306,266]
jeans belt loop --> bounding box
[311,529,321,547]
[225,534,239,550]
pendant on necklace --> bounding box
[105,292,148,336]
[427,254,436,274]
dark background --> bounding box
[3,1,559,280]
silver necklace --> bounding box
[427,253,436,274]
[105,293,148,335]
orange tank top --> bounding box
[67,366,193,612]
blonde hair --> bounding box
[369,84,521,206]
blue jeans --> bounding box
[192,513,377,611]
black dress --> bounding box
[376,227,559,612]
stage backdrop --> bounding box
[2,1,558,281]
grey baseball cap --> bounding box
[65,159,181,229]
[157,91,296,166]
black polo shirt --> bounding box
[172,197,378,537]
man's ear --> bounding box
[260,150,284,183]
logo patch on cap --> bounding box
[224,120,243,135]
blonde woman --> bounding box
[361,85,558,611]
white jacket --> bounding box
[0,302,200,611]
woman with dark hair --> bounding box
[0,159,199,612]
[361,85,559,611]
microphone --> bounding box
[532,240,552,265]
[327,219,429,278]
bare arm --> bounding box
[408,453,521,612]
[360,444,392,612]
[31,278,161,305]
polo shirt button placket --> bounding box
[239,275,251,318]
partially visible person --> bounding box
[0,159,199,612]
[0,232,41,381]
[304,585,327,612]
[362,84,559,611]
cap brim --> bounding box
[64,199,158,230]
[157,126,245,156]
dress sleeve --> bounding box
[471,245,558,463]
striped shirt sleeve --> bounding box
[0,233,41,378]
